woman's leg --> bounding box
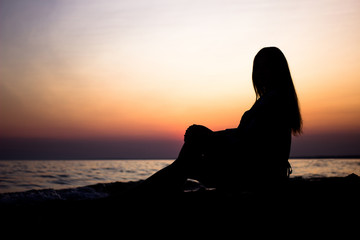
[133,159,187,194]
[134,125,213,194]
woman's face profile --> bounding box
[253,54,272,96]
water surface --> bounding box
[0,159,359,193]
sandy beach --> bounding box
[1,174,359,228]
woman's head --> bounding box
[252,47,292,97]
[252,47,302,135]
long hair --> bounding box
[252,47,302,135]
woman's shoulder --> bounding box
[249,90,279,113]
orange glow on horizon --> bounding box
[1,0,360,147]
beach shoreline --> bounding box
[1,173,359,207]
[1,174,359,233]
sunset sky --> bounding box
[1,0,360,159]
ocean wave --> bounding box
[0,179,208,206]
[38,174,57,178]
[0,181,141,206]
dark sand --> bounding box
[1,174,359,233]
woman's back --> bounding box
[225,90,292,189]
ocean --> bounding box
[0,159,359,194]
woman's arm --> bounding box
[213,128,239,137]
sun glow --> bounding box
[1,0,360,157]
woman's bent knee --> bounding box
[184,124,213,142]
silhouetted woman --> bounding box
[137,47,302,193]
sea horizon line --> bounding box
[1,155,360,161]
